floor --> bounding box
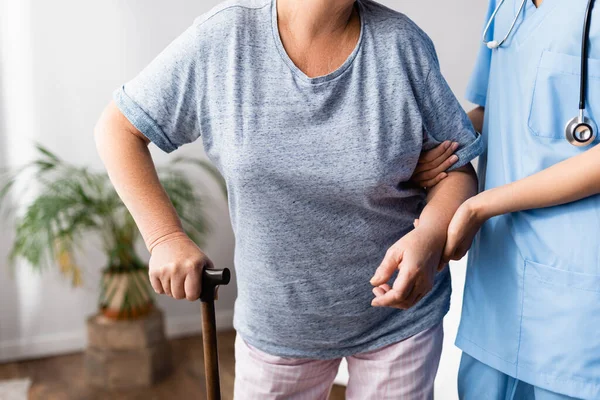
[0,330,346,400]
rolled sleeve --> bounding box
[418,51,484,168]
[449,130,483,171]
[113,86,178,153]
[112,21,202,154]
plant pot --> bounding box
[85,308,172,389]
[99,268,154,320]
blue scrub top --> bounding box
[457,0,600,398]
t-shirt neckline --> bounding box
[271,0,365,85]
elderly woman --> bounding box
[95,0,482,398]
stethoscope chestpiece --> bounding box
[564,0,598,147]
[565,113,597,147]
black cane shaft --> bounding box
[202,299,221,400]
[200,268,230,400]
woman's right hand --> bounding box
[149,233,214,301]
[411,141,459,188]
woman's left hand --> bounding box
[442,196,488,264]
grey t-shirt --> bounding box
[114,0,483,359]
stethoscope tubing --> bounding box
[482,0,529,49]
[580,0,596,111]
[483,0,597,146]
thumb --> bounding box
[371,247,403,286]
[443,222,461,263]
[442,240,456,265]
[413,219,420,228]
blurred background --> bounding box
[0,0,487,399]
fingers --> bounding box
[371,266,416,307]
[417,141,453,165]
[391,266,416,301]
[406,277,433,306]
[419,172,448,189]
[413,153,459,184]
[372,274,434,309]
[171,273,186,300]
[150,275,164,295]
[148,237,212,301]
[184,267,201,301]
[156,261,205,300]
[370,247,404,286]
[160,274,172,297]
[371,283,414,308]
[371,287,407,307]
[413,141,459,188]
[381,283,392,291]
[372,283,392,298]
[432,141,459,165]
[416,141,459,171]
[372,249,437,310]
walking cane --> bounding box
[200,268,231,400]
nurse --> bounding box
[411,0,600,398]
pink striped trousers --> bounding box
[234,322,443,400]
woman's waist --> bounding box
[231,214,415,257]
[233,275,451,358]
[234,252,381,308]
[234,261,451,316]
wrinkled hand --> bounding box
[412,141,459,188]
[370,226,445,309]
[442,197,486,264]
[149,233,213,301]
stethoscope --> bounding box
[483,0,597,147]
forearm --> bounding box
[419,164,479,239]
[468,106,485,133]
[474,145,600,219]
[94,101,186,252]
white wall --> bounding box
[0,0,487,398]
[0,0,233,362]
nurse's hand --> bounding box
[411,141,459,188]
[442,196,487,263]
[370,225,445,309]
[149,233,214,301]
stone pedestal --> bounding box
[85,308,172,389]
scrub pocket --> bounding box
[528,50,600,141]
[519,259,600,382]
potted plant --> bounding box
[0,144,225,320]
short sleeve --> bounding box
[419,54,484,171]
[465,0,496,107]
[113,22,202,153]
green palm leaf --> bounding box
[0,145,223,291]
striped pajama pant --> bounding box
[234,322,443,400]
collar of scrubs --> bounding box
[509,0,560,48]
